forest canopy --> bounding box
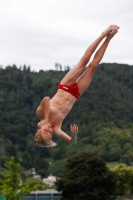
[0,63,133,176]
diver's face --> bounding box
[40,123,53,140]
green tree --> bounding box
[0,156,43,200]
[112,163,133,196]
[56,152,117,200]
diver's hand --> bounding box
[70,124,78,145]
[37,118,48,129]
[70,124,78,134]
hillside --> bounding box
[0,63,133,176]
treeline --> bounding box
[1,153,133,200]
[0,63,133,176]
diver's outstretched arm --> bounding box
[53,124,78,145]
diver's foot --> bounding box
[107,28,118,39]
[102,25,120,37]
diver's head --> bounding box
[35,123,56,147]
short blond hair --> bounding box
[35,130,57,147]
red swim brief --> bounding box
[58,83,80,99]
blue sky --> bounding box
[0,0,133,71]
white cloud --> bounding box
[0,0,133,71]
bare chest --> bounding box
[36,90,76,125]
[49,107,64,124]
[49,93,76,124]
[49,102,71,123]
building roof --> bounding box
[30,189,61,194]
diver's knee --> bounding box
[89,61,98,72]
